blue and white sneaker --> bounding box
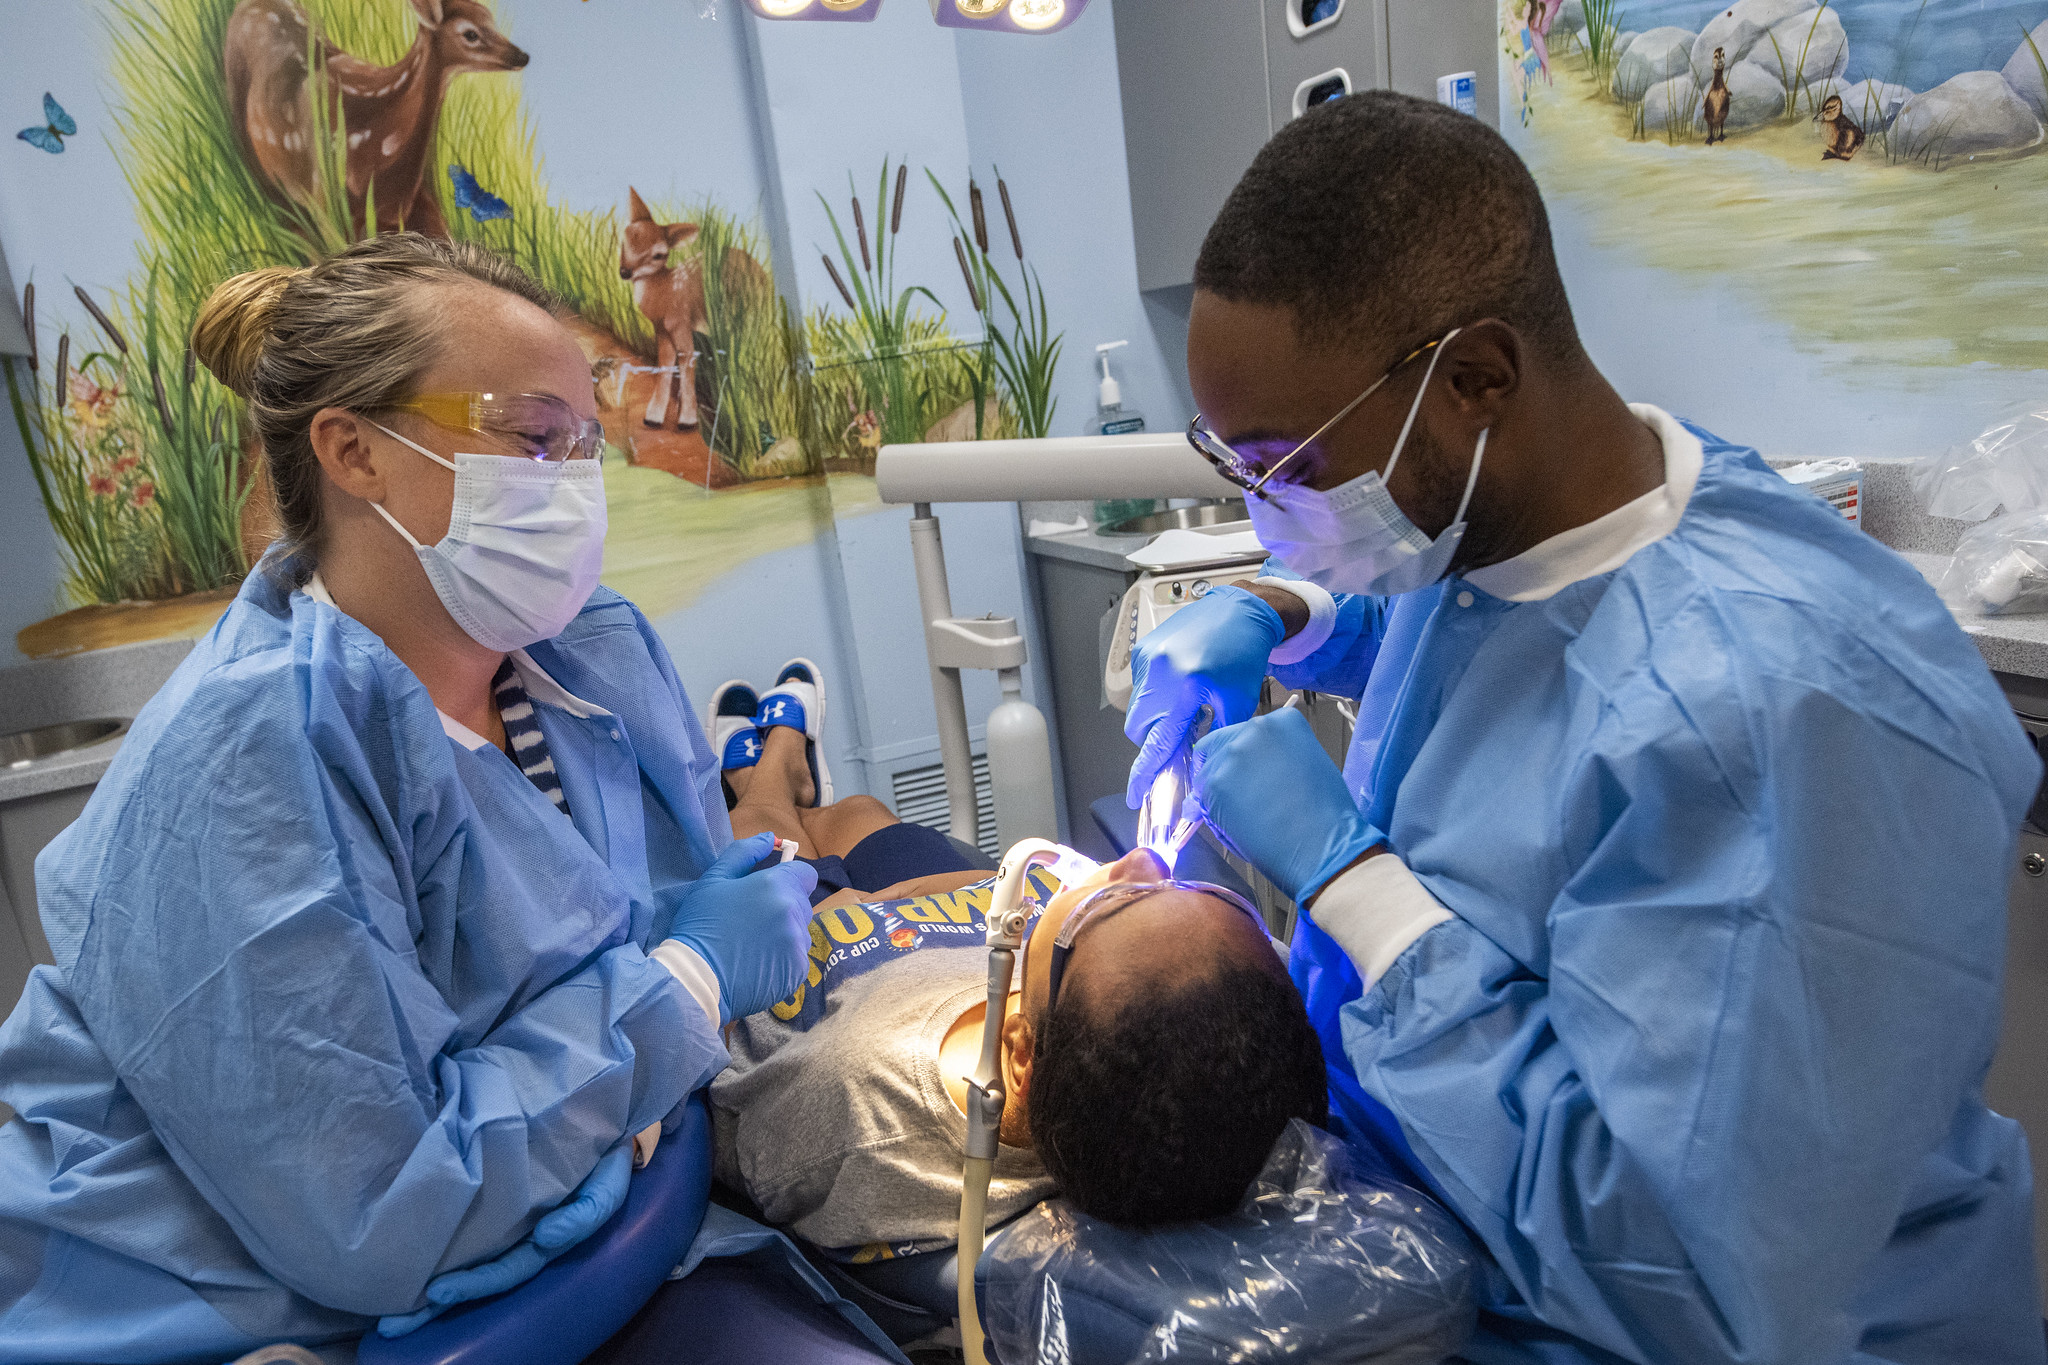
[707,679,764,774]
[754,657,832,807]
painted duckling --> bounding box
[1703,46,1731,144]
[1817,94,1866,160]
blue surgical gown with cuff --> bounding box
[0,559,733,1362]
[1272,430,2046,1364]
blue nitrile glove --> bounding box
[666,832,817,1024]
[375,1141,636,1338]
[1191,708,1383,904]
[1124,585,1286,808]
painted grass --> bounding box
[1516,52,2048,372]
[597,454,884,620]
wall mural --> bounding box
[1502,0,2048,454]
[4,0,1063,657]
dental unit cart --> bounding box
[874,431,1238,854]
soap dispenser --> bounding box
[1088,341,1146,436]
[1088,340,1156,530]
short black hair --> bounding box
[1195,90,1578,362]
[1027,949,1328,1225]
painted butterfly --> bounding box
[449,164,511,222]
[17,93,75,154]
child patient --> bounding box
[711,709,1330,1263]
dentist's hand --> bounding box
[375,1141,637,1337]
[1192,708,1382,904]
[1124,586,1286,808]
[666,832,818,1024]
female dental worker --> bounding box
[0,234,816,1361]
[1128,95,2046,1364]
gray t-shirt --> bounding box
[711,872,1060,1261]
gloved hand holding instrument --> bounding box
[1122,585,1286,808]
[665,831,819,1026]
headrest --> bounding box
[977,1119,1475,1364]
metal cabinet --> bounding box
[1113,0,1499,292]
[1994,675,2048,1303]
[1993,828,2048,1306]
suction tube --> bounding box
[959,838,1091,1365]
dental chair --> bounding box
[356,1101,719,1365]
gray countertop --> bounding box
[1022,456,2048,683]
[0,639,194,804]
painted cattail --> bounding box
[953,237,983,312]
[55,334,69,402]
[823,254,858,311]
[852,196,870,272]
[891,163,907,234]
[74,286,127,354]
[151,363,174,438]
[969,180,988,254]
[999,177,1022,259]
[183,346,196,389]
[21,282,34,372]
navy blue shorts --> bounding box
[801,822,980,905]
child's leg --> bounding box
[728,725,812,848]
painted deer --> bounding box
[619,188,772,431]
[224,0,528,238]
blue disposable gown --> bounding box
[1272,429,2046,1364]
[0,561,733,1362]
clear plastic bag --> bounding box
[1914,406,2048,522]
[1935,510,2048,616]
[980,1120,1476,1365]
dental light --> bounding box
[957,838,1096,1365]
[743,0,882,21]
[928,0,1090,34]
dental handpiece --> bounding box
[1137,753,1202,869]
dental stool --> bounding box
[358,1097,716,1365]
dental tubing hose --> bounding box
[958,838,1083,1365]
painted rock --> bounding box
[1639,75,1702,133]
[1690,0,1812,75]
[1836,79,1914,131]
[1613,27,1696,100]
[1892,71,2046,161]
[1751,8,1847,89]
[1725,59,1792,130]
[2004,19,2048,117]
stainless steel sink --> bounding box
[1102,502,1250,536]
[0,718,129,769]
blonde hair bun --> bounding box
[190,266,303,398]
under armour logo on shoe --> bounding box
[764,700,788,719]
[742,737,759,758]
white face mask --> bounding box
[367,421,608,651]
[1244,331,1488,598]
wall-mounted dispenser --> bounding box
[1286,0,1344,39]
[1293,68,1353,118]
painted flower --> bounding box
[113,454,141,474]
[88,472,118,498]
[68,371,122,415]
[131,481,156,509]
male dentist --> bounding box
[1127,91,2045,1364]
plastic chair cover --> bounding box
[977,1119,1474,1365]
